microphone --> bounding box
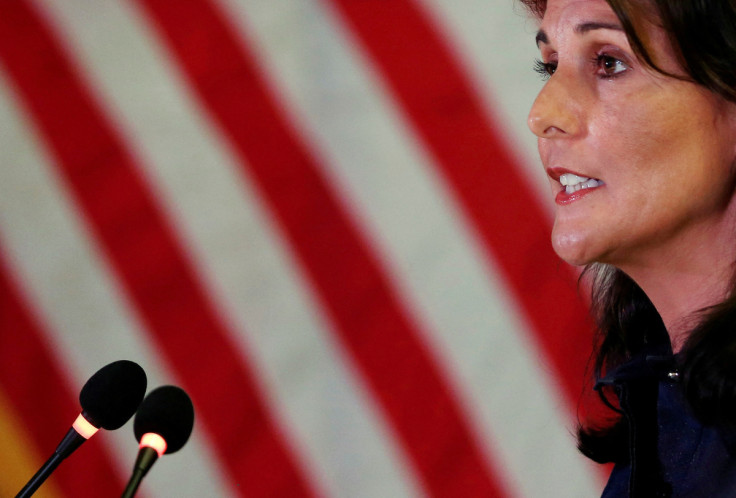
[17,360,147,498]
[121,385,194,498]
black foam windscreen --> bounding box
[134,386,194,454]
[79,360,147,430]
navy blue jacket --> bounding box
[598,338,736,497]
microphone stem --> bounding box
[16,427,86,498]
[120,468,145,498]
[16,452,63,498]
[121,446,159,498]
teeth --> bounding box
[560,173,586,186]
[564,178,604,194]
[559,173,603,194]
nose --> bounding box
[527,71,584,138]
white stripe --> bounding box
[220,0,601,496]
[418,0,551,205]
[0,69,232,496]
[33,1,423,496]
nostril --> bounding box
[544,125,567,137]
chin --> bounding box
[551,231,596,267]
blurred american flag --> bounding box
[0,0,603,496]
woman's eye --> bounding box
[596,54,629,77]
[533,59,557,80]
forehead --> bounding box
[539,0,620,36]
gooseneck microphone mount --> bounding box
[119,445,159,498]
[120,385,194,498]
[16,360,147,498]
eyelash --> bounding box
[533,54,629,81]
[533,59,556,80]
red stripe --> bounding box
[0,246,123,496]
[326,0,595,417]
[135,1,511,496]
[0,2,313,496]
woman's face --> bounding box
[528,0,736,268]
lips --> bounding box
[547,169,605,205]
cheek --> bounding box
[593,96,680,166]
[639,106,736,209]
[595,91,722,196]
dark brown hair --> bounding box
[520,0,736,463]
[520,0,736,103]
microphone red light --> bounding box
[140,432,167,457]
[72,414,99,439]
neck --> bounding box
[620,231,735,353]
[631,266,729,352]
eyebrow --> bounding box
[536,22,624,47]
